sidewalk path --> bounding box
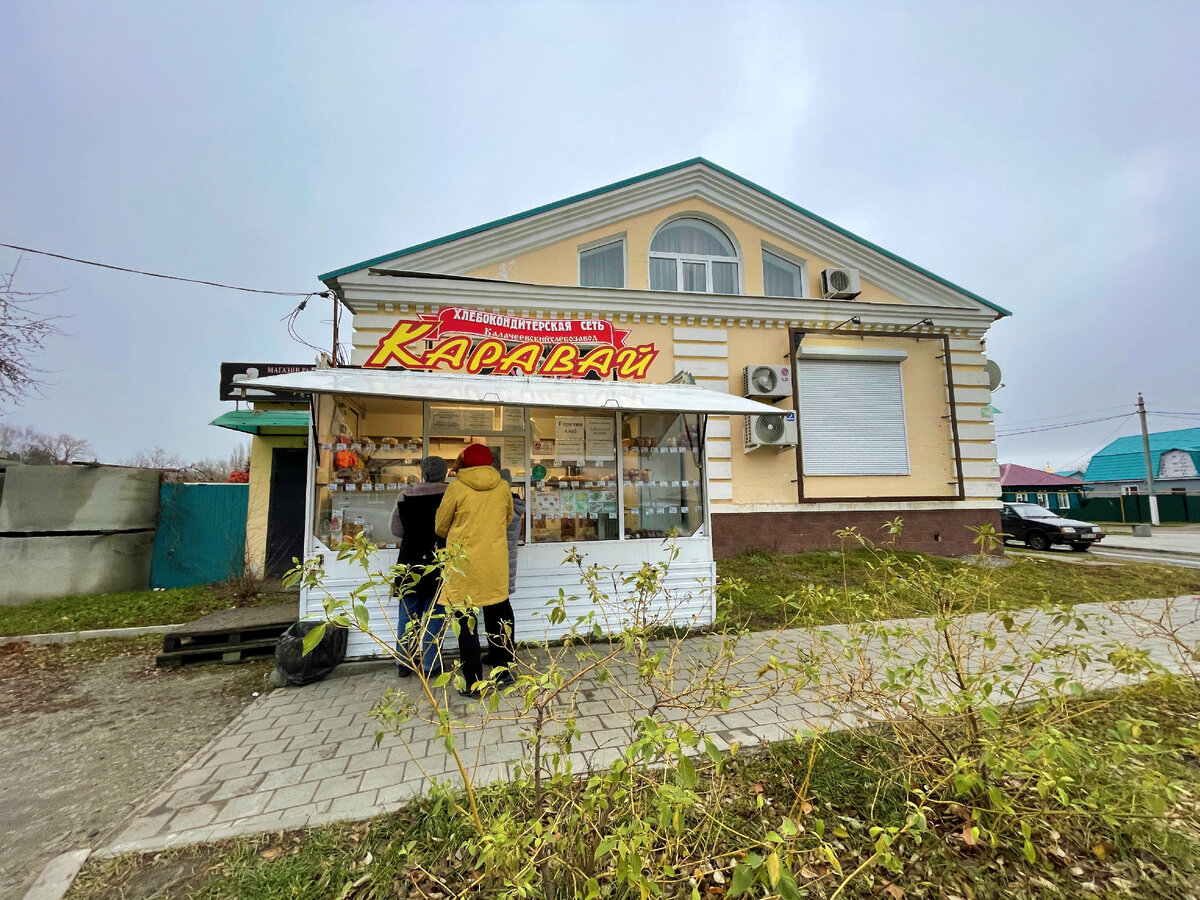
[1100,529,1200,558]
[97,595,1200,859]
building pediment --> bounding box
[321,159,1008,318]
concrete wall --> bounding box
[0,464,161,605]
[0,464,159,532]
[0,532,156,606]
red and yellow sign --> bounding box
[364,307,658,380]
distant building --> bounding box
[1083,427,1200,496]
[999,463,1085,511]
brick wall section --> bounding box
[711,508,1003,557]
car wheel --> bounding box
[1069,543,1091,552]
[1027,532,1050,551]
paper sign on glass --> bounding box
[555,416,586,459]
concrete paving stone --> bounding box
[210,773,267,802]
[251,750,301,774]
[284,732,331,754]
[204,746,252,768]
[360,765,412,793]
[293,743,342,766]
[304,756,350,781]
[344,749,389,774]
[162,784,220,810]
[111,811,174,846]
[204,733,248,754]
[323,790,381,822]
[167,766,217,791]
[235,716,280,736]
[220,791,273,822]
[338,735,384,756]
[312,772,364,803]
[258,766,310,792]
[243,737,293,760]
[264,781,318,813]
[271,711,313,729]
[206,758,258,782]
[167,802,221,833]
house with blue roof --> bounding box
[1083,427,1200,495]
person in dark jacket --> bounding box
[390,455,449,678]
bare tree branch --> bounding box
[0,256,67,408]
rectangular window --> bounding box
[579,239,625,288]
[1037,492,1049,507]
[763,250,803,298]
[797,359,909,475]
[712,261,738,294]
[649,257,677,291]
[1057,492,1071,508]
[621,412,705,539]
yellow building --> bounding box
[246,160,1008,652]
[324,159,1005,553]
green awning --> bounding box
[210,410,310,435]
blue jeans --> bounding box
[395,587,445,675]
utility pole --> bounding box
[1137,392,1160,526]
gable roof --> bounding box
[319,158,1010,317]
[999,463,1083,487]
[1084,427,1200,482]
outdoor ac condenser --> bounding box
[744,411,798,451]
[742,364,791,399]
[820,267,862,299]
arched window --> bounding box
[648,217,740,294]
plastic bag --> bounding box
[274,621,348,686]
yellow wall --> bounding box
[245,433,308,574]
[466,197,908,305]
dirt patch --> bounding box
[0,637,274,898]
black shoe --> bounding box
[457,686,482,699]
[493,668,515,687]
[397,666,413,679]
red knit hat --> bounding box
[461,443,494,469]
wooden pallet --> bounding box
[155,603,297,668]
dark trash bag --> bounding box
[274,621,348,686]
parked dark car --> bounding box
[1000,502,1105,552]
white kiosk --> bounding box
[251,368,769,658]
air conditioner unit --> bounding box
[744,411,798,451]
[742,364,791,399]
[821,267,862,299]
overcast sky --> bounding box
[2,1,1197,473]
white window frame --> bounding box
[1037,492,1049,507]
[762,243,808,299]
[796,357,910,476]
[1122,485,1140,495]
[648,216,742,295]
[578,234,626,289]
[1057,491,1071,508]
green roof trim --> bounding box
[211,410,310,435]
[319,158,1011,317]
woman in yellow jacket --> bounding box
[435,443,514,697]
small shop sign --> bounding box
[364,306,658,379]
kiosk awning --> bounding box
[210,409,310,434]
[248,369,772,416]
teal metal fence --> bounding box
[1074,493,1200,524]
[150,483,249,589]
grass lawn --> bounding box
[0,581,295,637]
[67,682,1200,899]
[717,547,1200,631]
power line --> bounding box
[996,412,1135,438]
[1,241,324,298]
[989,404,1130,431]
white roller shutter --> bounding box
[797,359,910,475]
